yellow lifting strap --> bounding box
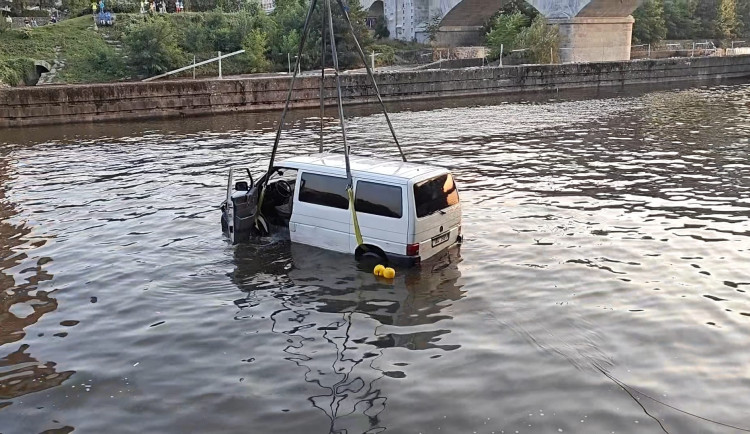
[347,187,364,247]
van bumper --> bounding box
[385,252,421,267]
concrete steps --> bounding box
[102,33,128,60]
[37,46,62,85]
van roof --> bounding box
[279,153,448,182]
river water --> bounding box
[1,82,750,433]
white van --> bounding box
[222,153,462,265]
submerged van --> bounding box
[221,153,462,265]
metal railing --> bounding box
[142,49,245,82]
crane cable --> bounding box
[255,0,402,249]
[255,0,319,231]
[335,0,406,162]
[318,0,326,153]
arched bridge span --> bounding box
[436,0,644,62]
[440,0,643,27]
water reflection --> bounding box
[0,344,74,401]
[231,242,464,432]
[0,151,73,405]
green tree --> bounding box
[717,0,741,38]
[8,0,26,14]
[269,0,371,70]
[123,15,187,76]
[632,0,667,44]
[664,0,698,39]
[737,0,750,36]
[425,14,441,43]
[185,0,218,11]
[61,0,91,15]
[515,15,560,64]
[497,0,537,19]
[695,0,719,38]
[485,11,530,60]
[242,28,271,72]
[374,15,389,39]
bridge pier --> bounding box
[552,16,635,63]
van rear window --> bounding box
[414,173,459,218]
[355,181,402,219]
[299,173,349,209]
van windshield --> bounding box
[413,173,459,218]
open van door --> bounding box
[222,168,263,244]
[225,168,237,244]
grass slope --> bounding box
[0,16,126,85]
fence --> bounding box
[630,41,749,60]
[143,50,246,81]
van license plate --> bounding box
[431,232,450,248]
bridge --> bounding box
[363,0,644,63]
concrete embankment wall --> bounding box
[2,55,750,128]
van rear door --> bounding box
[410,172,461,260]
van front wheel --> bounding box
[355,245,387,264]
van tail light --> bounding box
[406,243,420,256]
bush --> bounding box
[370,43,394,66]
[241,28,271,72]
[62,0,91,17]
[123,15,187,76]
[515,16,560,64]
[0,58,35,86]
[108,0,139,13]
[21,9,51,17]
[485,12,529,60]
[88,45,128,77]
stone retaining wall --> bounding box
[2,55,750,128]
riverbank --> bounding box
[0,16,127,86]
[2,55,750,128]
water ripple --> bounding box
[1,84,750,433]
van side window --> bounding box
[414,173,459,218]
[355,181,403,219]
[298,172,349,209]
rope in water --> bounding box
[596,365,750,432]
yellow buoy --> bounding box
[383,267,396,279]
[373,264,385,276]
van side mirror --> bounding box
[235,181,249,191]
